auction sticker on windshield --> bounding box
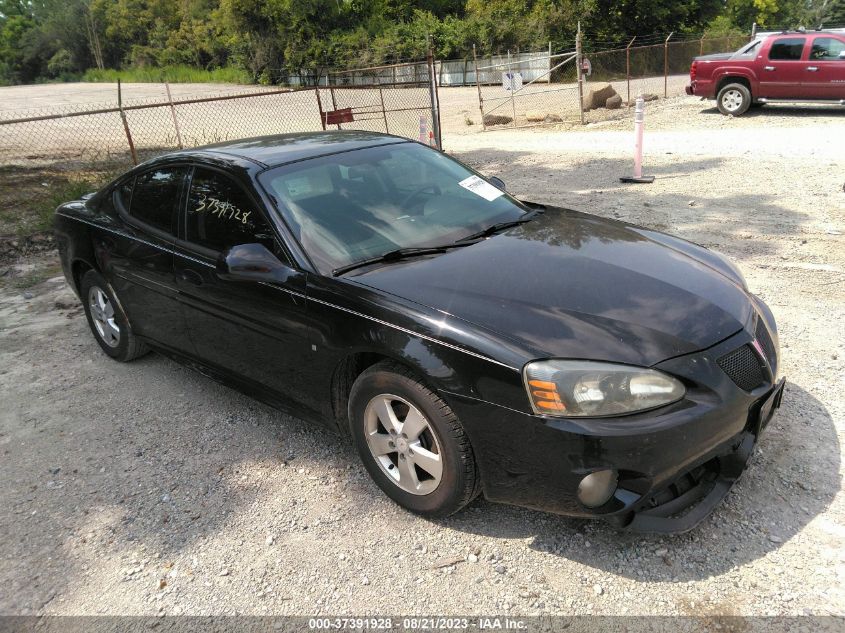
[459,175,505,202]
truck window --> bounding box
[810,37,845,61]
[769,38,806,61]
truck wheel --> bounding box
[717,83,752,116]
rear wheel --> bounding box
[717,83,752,116]
[348,361,479,517]
[80,270,149,362]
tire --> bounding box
[716,83,752,116]
[80,270,149,362]
[348,361,479,518]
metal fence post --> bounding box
[507,50,516,127]
[117,80,138,165]
[548,41,552,83]
[378,86,389,134]
[164,82,183,149]
[473,45,486,130]
[427,42,442,150]
[329,87,341,130]
[700,36,705,57]
[664,32,673,99]
[626,36,636,104]
[314,88,327,130]
[576,22,585,125]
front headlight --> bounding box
[523,360,685,417]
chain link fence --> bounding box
[0,62,439,248]
[469,34,752,129]
[472,48,582,128]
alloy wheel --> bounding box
[721,89,744,113]
[363,394,443,495]
[88,286,120,348]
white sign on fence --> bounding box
[502,72,523,91]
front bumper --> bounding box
[625,377,783,533]
[446,326,783,533]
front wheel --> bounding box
[348,361,479,518]
[717,83,752,116]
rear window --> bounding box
[733,40,761,58]
[769,38,806,61]
[116,178,133,212]
[129,167,185,234]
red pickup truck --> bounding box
[686,30,845,115]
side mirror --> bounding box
[218,243,297,284]
[488,176,506,192]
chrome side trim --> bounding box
[439,389,532,416]
[56,212,215,268]
[59,212,517,372]
[258,282,518,371]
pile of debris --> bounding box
[582,83,659,110]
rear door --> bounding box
[172,165,319,418]
[759,37,808,98]
[106,165,192,354]
[804,36,845,99]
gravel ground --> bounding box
[1,96,844,619]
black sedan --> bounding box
[54,131,785,533]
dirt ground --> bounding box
[0,95,844,619]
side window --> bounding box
[769,38,806,61]
[130,167,184,233]
[811,37,845,61]
[186,168,274,253]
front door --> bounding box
[804,36,845,100]
[759,37,808,98]
[173,165,319,419]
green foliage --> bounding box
[0,0,836,85]
[828,0,845,24]
[81,64,252,84]
[704,14,747,37]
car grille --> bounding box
[717,344,766,391]
[755,318,777,375]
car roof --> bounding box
[179,131,410,168]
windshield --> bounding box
[258,142,528,275]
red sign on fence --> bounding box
[323,108,354,125]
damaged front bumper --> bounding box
[624,377,784,533]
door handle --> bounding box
[764,66,776,71]
[807,66,819,72]
[179,269,204,286]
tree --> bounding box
[822,0,845,25]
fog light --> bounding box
[577,469,618,508]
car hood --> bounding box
[348,207,753,367]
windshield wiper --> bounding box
[332,242,478,277]
[456,209,544,243]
